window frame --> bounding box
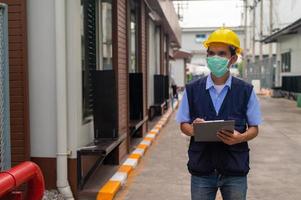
[129,0,139,73]
[281,51,291,73]
[81,0,113,121]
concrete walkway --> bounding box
[115,96,301,200]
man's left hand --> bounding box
[217,129,244,145]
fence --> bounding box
[245,57,276,89]
[0,3,11,171]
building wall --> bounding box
[0,0,30,167]
[147,19,156,107]
[278,33,301,76]
[27,0,57,158]
[181,31,207,53]
[160,27,164,74]
[27,0,91,192]
[25,0,177,194]
[113,0,129,158]
[170,59,185,87]
[27,0,90,159]
[65,0,87,194]
[138,0,148,133]
[65,0,94,158]
[155,26,161,74]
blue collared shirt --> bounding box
[176,75,262,126]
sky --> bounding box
[173,0,244,28]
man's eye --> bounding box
[208,51,215,56]
[218,51,227,56]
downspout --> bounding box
[54,0,74,199]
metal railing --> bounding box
[0,161,45,200]
[0,3,11,171]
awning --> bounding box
[261,18,301,43]
[173,50,192,59]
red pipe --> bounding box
[0,161,45,200]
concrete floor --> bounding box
[248,96,301,200]
[114,96,301,200]
[77,115,163,199]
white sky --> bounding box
[174,0,244,28]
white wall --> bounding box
[28,0,93,158]
[278,33,301,76]
[170,59,185,87]
[148,19,156,107]
[28,0,57,157]
[66,0,94,158]
[181,31,207,52]
[155,27,161,74]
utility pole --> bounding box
[243,0,248,78]
[269,0,273,58]
[259,0,263,61]
[269,0,275,87]
[252,0,256,62]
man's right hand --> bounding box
[193,118,205,124]
[180,118,205,137]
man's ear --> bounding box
[229,55,238,66]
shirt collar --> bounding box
[206,74,232,90]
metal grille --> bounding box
[82,0,96,118]
[0,3,11,171]
[245,57,276,89]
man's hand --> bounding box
[217,129,244,145]
[193,118,205,124]
[180,118,205,137]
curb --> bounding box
[96,100,179,200]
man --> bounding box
[176,27,262,200]
[171,75,178,99]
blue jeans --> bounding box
[191,173,247,200]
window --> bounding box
[96,0,112,70]
[81,0,113,120]
[195,34,206,43]
[164,35,169,75]
[129,0,139,73]
[281,52,291,72]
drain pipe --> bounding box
[54,0,74,199]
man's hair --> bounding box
[229,46,236,56]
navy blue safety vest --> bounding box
[186,76,253,176]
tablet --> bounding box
[193,120,235,142]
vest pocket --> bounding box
[188,142,213,174]
[221,143,250,175]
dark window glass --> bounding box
[281,52,291,72]
[81,0,113,120]
[129,0,139,73]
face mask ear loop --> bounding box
[227,56,233,68]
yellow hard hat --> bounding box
[203,27,242,54]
